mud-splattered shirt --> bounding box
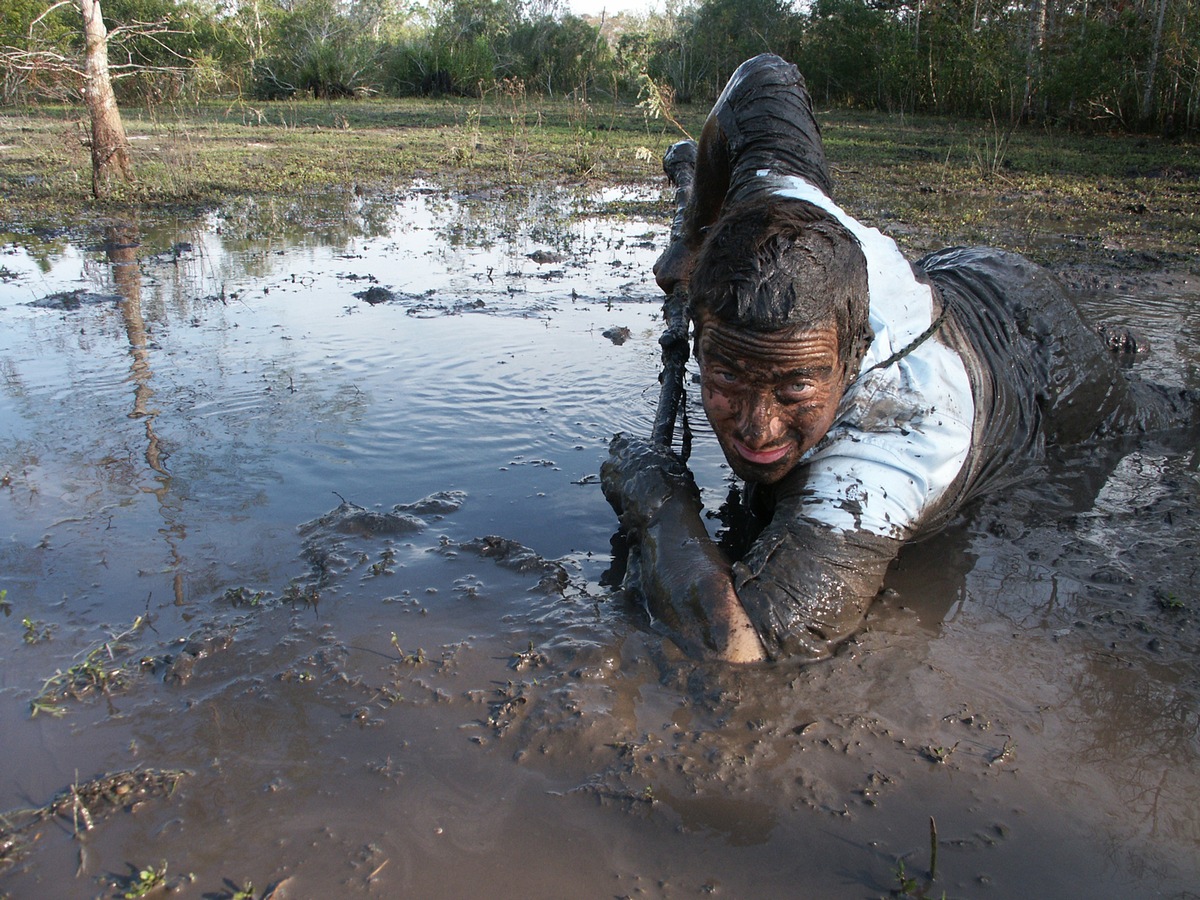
[764,173,974,541]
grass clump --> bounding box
[29,616,149,717]
[0,769,188,873]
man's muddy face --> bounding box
[696,315,846,485]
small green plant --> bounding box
[223,586,267,607]
[1157,591,1185,611]
[389,632,425,666]
[369,548,396,577]
[890,817,945,899]
[283,583,320,607]
[30,615,148,717]
[893,858,919,896]
[922,742,959,764]
[0,589,10,616]
[123,860,167,898]
[230,881,256,900]
[22,617,54,644]
[30,695,67,718]
[929,815,938,881]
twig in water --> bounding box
[929,815,938,881]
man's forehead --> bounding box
[697,315,840,366]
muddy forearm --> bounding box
[636,493,765,663]
[733,522,901,661]
[653,120,729,295]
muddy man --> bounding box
[601,53,1195,663]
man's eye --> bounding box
[779,382,814,401]
[714,370,739,384]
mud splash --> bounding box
[1,183,1198,897]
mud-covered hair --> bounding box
[689,198,871,369]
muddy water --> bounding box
[1,184,1198,898]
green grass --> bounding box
[122,861,168,899]
[1,95,1197,269]
[0,95,677,205]
[819,109,1200,265]
[28,615,148,717]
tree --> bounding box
[510,13,607,95]
[689,0,800,97]
[802,0,900,108]
[2,0,198,196]
[79,0,133,196]
[249,0,411,99]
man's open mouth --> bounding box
[734,440,791,466]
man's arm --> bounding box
[731,504,901,660]
[601,435,764,662]
[653,54,834,296]
[652,118,731,295]
[602,435,904,663]
[634,479,765,663]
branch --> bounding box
[108,62,195,81]
[108,17,188,40]
[28,0,76,36]
[108,18,197,64]
[0,45,82,77]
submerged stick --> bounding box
[929,814,938,881]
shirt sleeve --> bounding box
[733,504,902,660]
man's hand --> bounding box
[601,434,766,664]
[600,434,697,533]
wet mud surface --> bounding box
[1,182,1198,898]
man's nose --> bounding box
[738,393,786,446]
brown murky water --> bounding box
[1,184,1197,898]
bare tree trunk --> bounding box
[79,0,133,198]
[1022,0,1047,120]
[1141,0,1169,127]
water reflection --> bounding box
[107,222,190,604]
[107,225,165,472]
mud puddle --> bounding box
[1,183,1198,898]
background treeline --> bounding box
[2,0,1197,134]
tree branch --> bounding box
[28,1,77,35]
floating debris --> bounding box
[355,286,396,305]
[602,326,632,345]
[0,768,189,870]
[30,289,122,310]
[457,535,569,593]
[299,499,427,539]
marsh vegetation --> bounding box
[2,93,1197,274]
